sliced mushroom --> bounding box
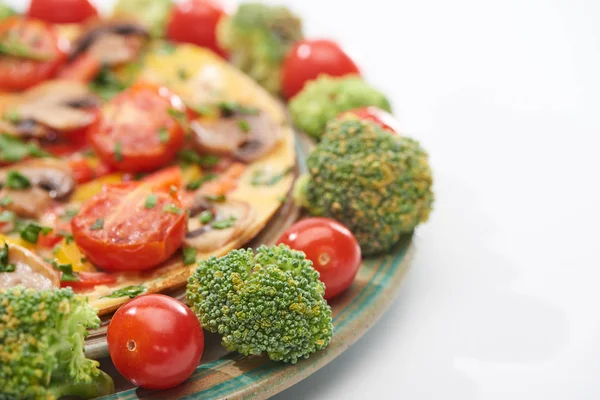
[70,21,149,65]
[0,158,76,205]
[3,80,99,138]
[0,187,52,219]
[190,111,281,163]
[184,198,255,253]
[0,242,60,290]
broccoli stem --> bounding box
[49,370,115,399]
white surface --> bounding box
[8,0,600,398]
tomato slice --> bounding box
[57,53,102,82]
[27,0,98,24]
[60,272,118,289]
[0,17,66,91]
[88,83,186,173]
[166,0,229,58]
[71,182,187,271]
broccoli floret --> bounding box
[289,75,392,140]
[217,2,303,95]
[112,0,173,37]
[0,287,115,400]
[187,245,333,364]
[294,118,433,255]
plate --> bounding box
[87,134,414,398]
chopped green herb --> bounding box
[198,210,213,224]
[168,108,187,122]
[250,167,293,187]
[5,171,31,189]
[103,285,147,299]
[0,196,12,206]
[217,102,260,117]
[0,243,15,273]
[61,208,79,222]
[182,247,197,266]
[0,41,53,61]
[0,210,15,223]
[90,218,104,231]
[177,68,189,80]
[237,119,251,133]
[52,245,60,255]
[3,110,20,123]
[205,194,225,203]
[52,260,78,282]
[114,142,123,162]
[191,104,215,117]
[157,41,177,55]
[89,66,127,101]
[185,173,217,191]
[80,257,87,264]
[212,216,237,229]
[158,127,170,144]
[163,204,183,215]
[145,194,158,209]
[277,195,287,203]
[0,134,51,163]
[177,149,220,167]
[57,230,74,244]
[82,148,96,158]
[20,223,52,244]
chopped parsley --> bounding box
[145,194,158,209]
[237,119,251,133]
[0,196,12,206]
[20,223,52,244]
[90,218,104,231]
[177,149,220,167]
[168,108,187,124]
[5,171,31,189]
[157,41,177,55]
[0,134,51,163]
[52,260,78,282]
[0,243,15,273]
[3,110,20,123]
[182,247,197,266]
[0,41,53,61]
[0,210,15,223]
[56,230,74,244]
[198,210,213,224]
[103,285,147,299]
[60,208,79,222]
[205,194,225,203]
[177,68,189,80]
[89,66,127,101]
[158,127,170,144]
[212,216,237,230]
[163,204,183,215]
[186,173,217,191]
[114,142,123,162]
[250,167,293,187]
[190,104,215,117]
[217,102,260,117]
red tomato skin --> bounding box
[282,39,361,99]
[88,83,186,173]
[28,0,98,24]
[339,107,402,135]
[278,218,362,300]
[0,17,66,91]
[142,166,183,191]
[107,294,204,390]
[60,272,118,290]
[166,0,228,58]
[71,183,187,271]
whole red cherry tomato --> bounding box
[278,217,362,300]
[282,39,360,99]
[339,106,402,134]
[28,0,98,24]
[107,294,204,390]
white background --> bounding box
[8,0,600,398]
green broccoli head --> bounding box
[295,118,433,255]
[289,75,392,139]
[113,0,173,37]
[217,2,303,95]
[187,245,333,364]
[0,287,114,400]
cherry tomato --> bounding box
[166,0,228,58]
[57,53,102,82]
[278,218,362,300]
[282,39,360,99]
[88,83,186,173]
[71,182,187,271]
[107,294,204,390]
[339,107,401,134]
[67,157,113,184]
[0,17,66,91]
[60,271,118,289]
[27,0,98,24]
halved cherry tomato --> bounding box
[37,231,65,249]
[88,82,186,173]
[68,157,113,184]
[27,0,98,24]
[71,182,187,271]
[38,204,74,248]
[282,39,360,99]
[339,106,401,134]
[61,271,118,290]
[0,17,66,91]
[278,218,362,300]
[142,166,183,192]
[107,294,204,389]
[166,0,228,58]
[57,53,102,82]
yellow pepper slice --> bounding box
[54,238,95,273]
[71,173,124,203]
